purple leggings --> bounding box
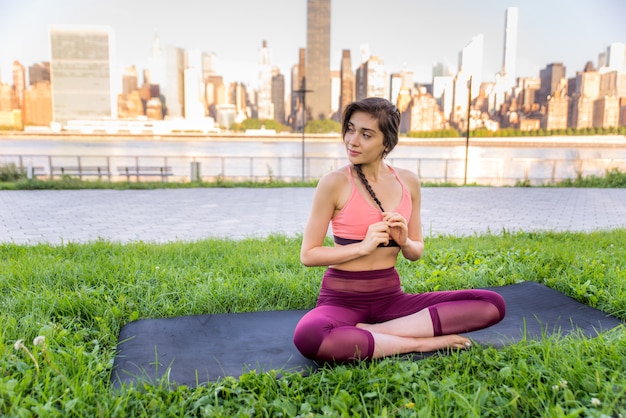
[293,267,506,363]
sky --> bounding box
[1,0,625,88]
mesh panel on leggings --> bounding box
[429,297,505,336]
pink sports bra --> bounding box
[332,166,412,247]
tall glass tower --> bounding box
[49,25,115,125]
[306,0,331,120]
[502,7,519,90]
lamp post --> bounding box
[464,75,472,186]
[294,87,312,181]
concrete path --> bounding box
[1,187,625,245]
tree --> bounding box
[305,119,341,134]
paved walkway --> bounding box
[1,187,626,245]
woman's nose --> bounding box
[347,134,359,146]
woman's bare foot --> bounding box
[357,322,472,354]
[417,334,471,351]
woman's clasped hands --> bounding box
[360,212,409,254]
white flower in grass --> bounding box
[14,339,24,350]
[559,380,568,389]
[33,336,46,346]
[590,397,601,407]
[551,385,560,392]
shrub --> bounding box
[0,163,25,182]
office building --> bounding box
[516,77,540,113]
[432,62,454,120]
[122,66,138,97]
[330,70,340,119]
[390,66,414,105]
[291,48,306,129]
[460,34,484,100]
[450,34,483,126]
[202,51,217,80]
[537,63,566,107]
[257,40,273,120]
[272,70,286,123]
[542,96,568,130]
[501,7,518,91]
[593,96,619,128]
[49,25,115,124]
[355,56,388,101]
[162,45,186,118]
[206,75,226,119]
[569,69,600,129]
[12,61,26,113]
[28,62,50,86]
[306,0,331,120]
[339,49,354,117]
[229,82,249,117]
[402,87,448,133]
[149,32,164,86]
[24,81,52,126]
[605,42,626,73]
[183,50,205,120]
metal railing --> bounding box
[2,154,626,186]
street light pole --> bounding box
[294,87,312,181]
[464,75,472,186]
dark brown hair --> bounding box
[341,97,401,158]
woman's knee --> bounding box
[293,318,326,360]
[486,291,506,320]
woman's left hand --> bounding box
[382,212,409,247]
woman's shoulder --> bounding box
[390,165,421,188]
[314,166,353,207]
[317,165,352,188]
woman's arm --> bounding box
[385,169,424,261]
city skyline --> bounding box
[1,0,625,88]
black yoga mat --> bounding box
[110,281,623,388]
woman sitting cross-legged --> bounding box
[293,97,506,363]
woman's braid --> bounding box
[354,164,384,212]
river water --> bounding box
[2,135,626,185]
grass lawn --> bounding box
[1,230,625,416]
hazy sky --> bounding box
[1,0,625,87]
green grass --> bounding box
[1,230,626,416]
[0,176,320,190]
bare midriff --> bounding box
[327,246,401,292]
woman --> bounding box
[293,97,506,363]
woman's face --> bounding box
[343,111,386,165]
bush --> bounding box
[0,163,25,182]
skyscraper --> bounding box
[605,42,626,73]
[149,32,164,86]
[459,34,484,99]
[339,49,354,117]
[451,34,483,125]
[502,7,518,90]
[290,48,306,128]
[538,63,566,107]
[257,40,273,120]
[271,70,286,123]
[306,0,331,120]
[49,25,115,124]
[162,45,186,118]
[12,61,26,112]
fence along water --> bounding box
[3,153,626,186]
[1,134,626,185]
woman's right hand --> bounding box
[359,221,391,254]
